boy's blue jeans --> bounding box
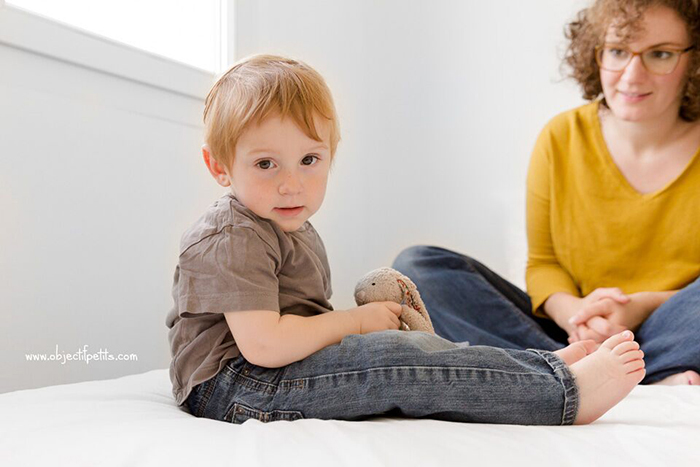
[187,330,579,425]
[392,245,700,384]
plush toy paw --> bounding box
[354,267,435,334]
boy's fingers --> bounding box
[390,314,401,328]
[384,302,403,315]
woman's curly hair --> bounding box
[564,0,700,121]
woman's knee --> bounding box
[665,280,700,313]
[393,245,475,273]
[683,275,700,296]
[641,284,700,337]
[392,245,433,271]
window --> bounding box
[6,0,224,72]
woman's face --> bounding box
[600,6,692,123]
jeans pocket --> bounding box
[223,356,286,394]
[225,402,304,424]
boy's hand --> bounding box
[348,302,402,334]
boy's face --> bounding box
[215,114,332,232]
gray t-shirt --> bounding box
[165,193,333,406]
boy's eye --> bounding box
[256,160,275,170]
[301,154,319,166]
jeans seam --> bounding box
[278,365,557,389]
[228,402,304,423]
[195,376,217,418]
[530,349,579,425]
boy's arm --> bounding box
[225,302,402,368]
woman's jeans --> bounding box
[187,330,579,425]
[393,245,700,384]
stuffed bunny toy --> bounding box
[354,267,435,334]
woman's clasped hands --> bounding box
[566,288,670,344]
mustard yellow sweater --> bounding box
[526,101,700,314]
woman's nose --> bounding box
[620,55,648,82]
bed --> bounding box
[1,369,698,467]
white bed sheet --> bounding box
[1,369,698,467]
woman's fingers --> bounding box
[590,287,630,304]
[569,299,613,325]
[576,323,607,344]
[567,331,580,343]
[585,316,626,338]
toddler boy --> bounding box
[166,55,645,425]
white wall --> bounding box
[0,25,220,393]
[234,0,586,310]
[1,0,588,393]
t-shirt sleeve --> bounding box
[175,226,280,317]
[526,123,580,317]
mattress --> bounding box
[1,369,698,466]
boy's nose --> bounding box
[278,171,302,195]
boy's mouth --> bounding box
[274,206,304,217]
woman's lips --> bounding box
[274,206,304,217]
[618,91,652,103]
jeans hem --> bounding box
[531,349,579,425]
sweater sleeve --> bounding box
[525,123,580,317]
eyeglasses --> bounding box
[595,44,695,75]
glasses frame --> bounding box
[595,44,695,75]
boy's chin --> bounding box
[272,217,307,232]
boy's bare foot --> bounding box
[554,340,597,366]
[652,370,700,386]
[569,331,645,425]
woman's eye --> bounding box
[301,155,319,166]
[256,160,274,170]
[608,48,628,58]
[649,50,673,60]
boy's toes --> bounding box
[554,343,586,366]
[611,340,640,356]
[580,340,598,355]
[624,359,645,374]
[622,349,644,363]
[601,330,634,350]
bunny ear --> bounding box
[400,274,417,290]
[396,278,422,312]
[395,279,409,306]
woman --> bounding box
[394,0,700,385]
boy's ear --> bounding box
[202,144,231,187]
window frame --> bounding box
[0,0,226,99]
